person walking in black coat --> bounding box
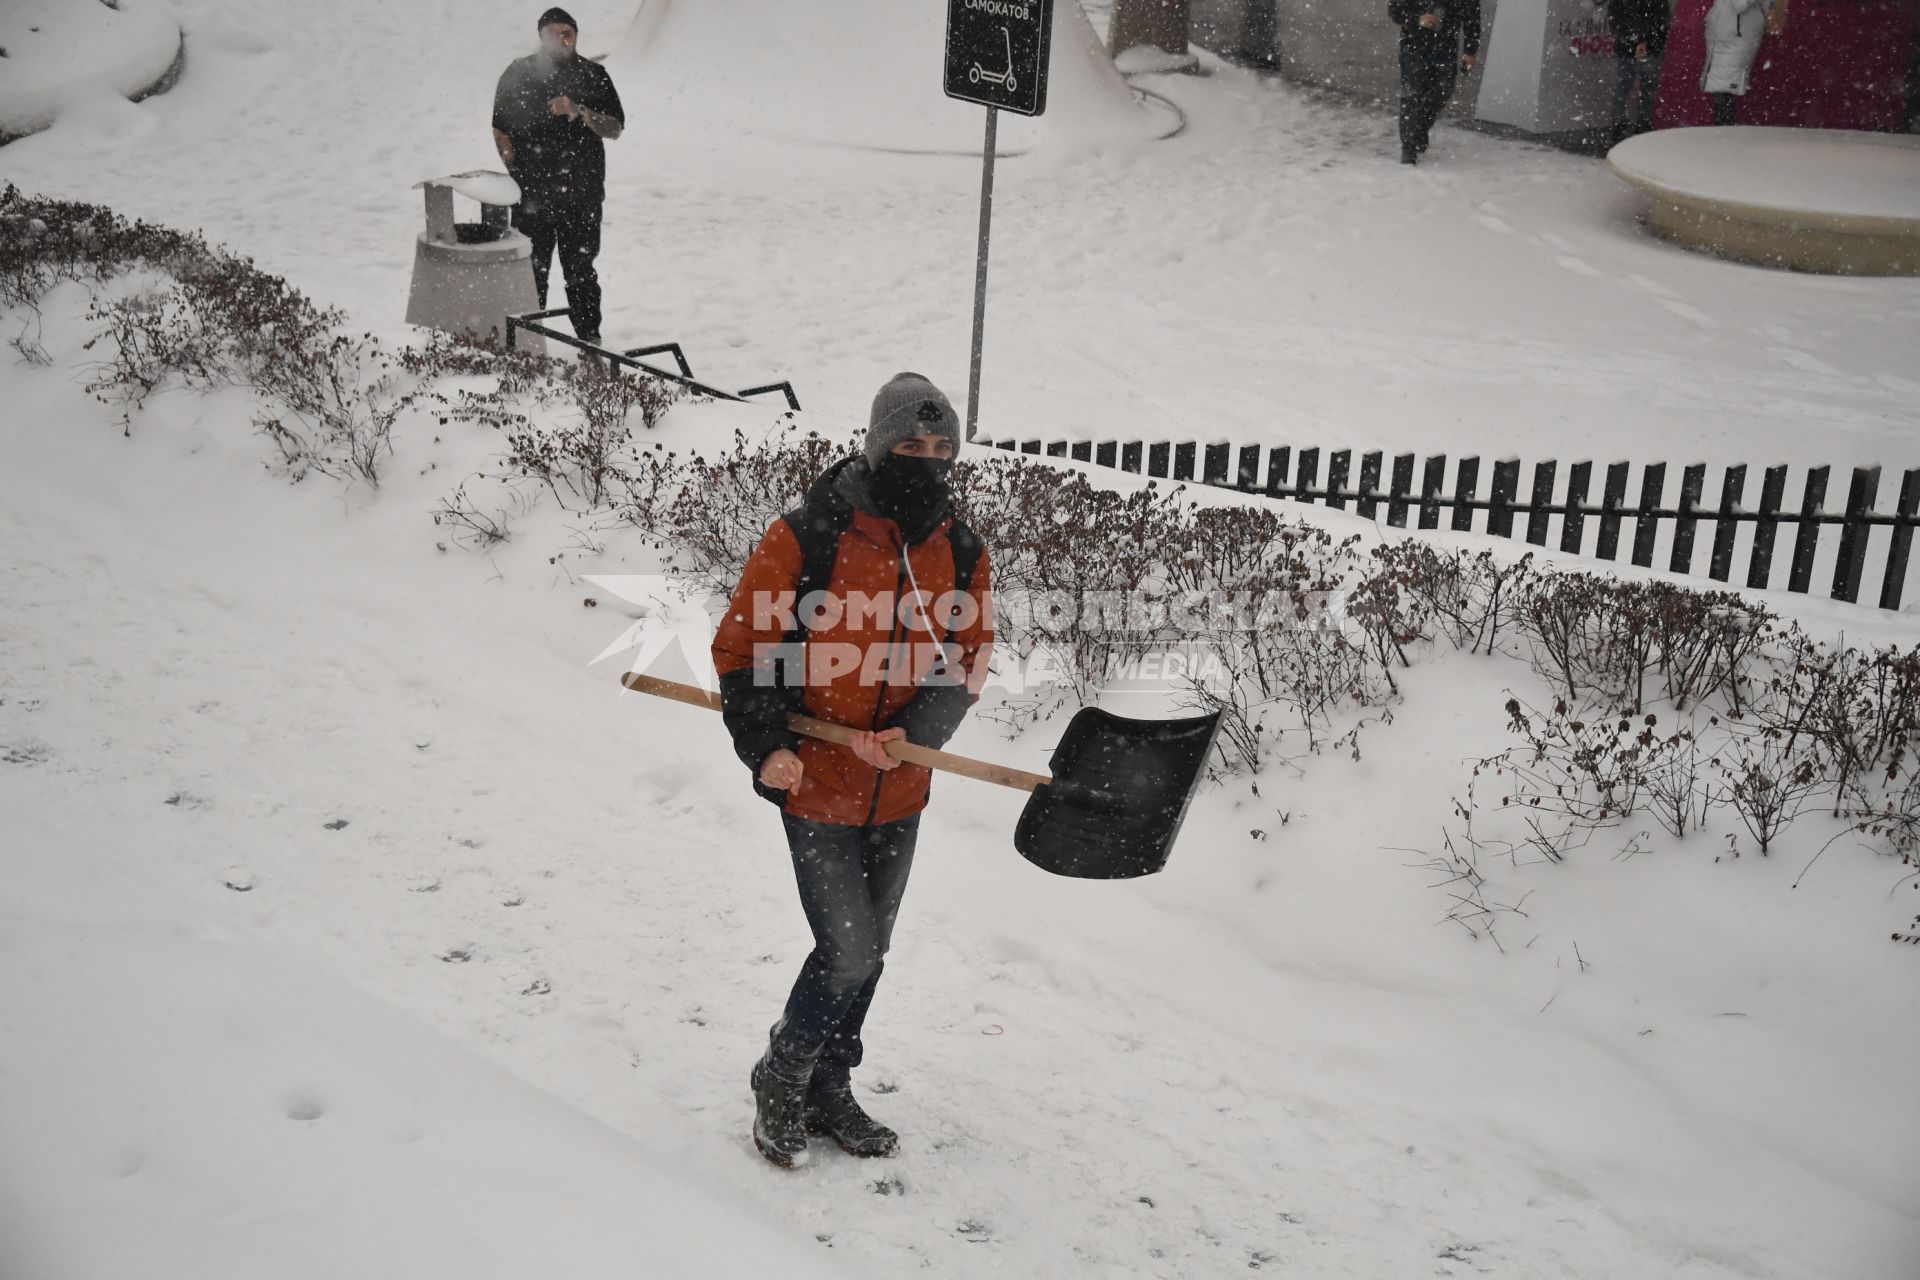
[491,8,624,344]
[1389,0,1482,164]
[1607,0,1671,141]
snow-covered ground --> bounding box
[3,1,1919,1277]
[3,810,853,1280]
[0,0,181,139]
[610,0,1174,153]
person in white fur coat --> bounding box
[1700,0,1775,124]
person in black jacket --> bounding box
[1607,0,1671,141]
[491,8,623,344]
[1389,0,1482,164]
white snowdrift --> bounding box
[0,819,860,1280]
[0,0,181,139]
[609,0,1163,154]
[1611,127,1920,223]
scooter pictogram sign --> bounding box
[944,0,1054,117]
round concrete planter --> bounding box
[1609,127,1920,276]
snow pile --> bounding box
[0,814,860,1280]
[609,0,1163,154]
[0,0,181,139]
[1112,44,1199,75]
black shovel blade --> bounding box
[1014,707,1223,879]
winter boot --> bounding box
[805,1074,898,1158]
[750,1057,811,1169]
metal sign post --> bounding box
[965,108,998,444]
[945,0,1054,440]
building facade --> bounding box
[1184,0,1920,135]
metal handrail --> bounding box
[505,310,801,410]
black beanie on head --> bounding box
[538,7,578,31]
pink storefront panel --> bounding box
[1655,0,1918,130]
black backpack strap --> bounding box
[941,518,984,647]
[780,502,852,643]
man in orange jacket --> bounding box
[712,372,994,1168]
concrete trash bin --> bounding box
[405,170,543,350]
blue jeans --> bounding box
[763,813,920,1085]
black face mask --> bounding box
[868,455,953,534]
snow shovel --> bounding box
[620,672,1221,879]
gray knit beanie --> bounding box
[864,372,962,469]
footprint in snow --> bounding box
[1767,346,1841,376]
[1661,300,1716,328]
[284,1094,326,1122]
[1627,273,1678,299]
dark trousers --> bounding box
[1240,0,1280,67]
[1399,43,1460,154]
[1611,52,1663,131]
[513,198,603,339]
[1711,92,1738,125]
[763,813,920,1086]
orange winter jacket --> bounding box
[711,457,994,827]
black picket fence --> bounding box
[981,437,1920,612]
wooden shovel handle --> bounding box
[619,671,1051,794]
